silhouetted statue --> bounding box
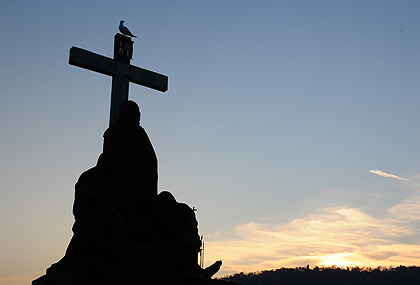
[46,101,158,269]
[148,191,202,264]
[103,100,158,230]
[146,191,222,278]
[33,101,238,284]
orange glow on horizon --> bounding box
[203,205,420,277]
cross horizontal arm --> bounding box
[69,47,115,77]
[130,66,168,92]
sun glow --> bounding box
[205,200,420,277]
[316,252,360,268]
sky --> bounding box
[1,0,420,283]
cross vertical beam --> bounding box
[110,61,130,125]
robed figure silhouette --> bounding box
[35,101,234,284]
[48,101,157,267]
[102,100,158,231]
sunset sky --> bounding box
[2,1,420,284]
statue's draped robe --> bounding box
[102,123,158,232]
[53,123,158,266]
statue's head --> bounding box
[118,100,140,126]
[157,191,177,210]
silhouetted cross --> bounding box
[69,33,168,125]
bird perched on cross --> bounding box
[119,20,137,38]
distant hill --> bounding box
[220,265,420,285]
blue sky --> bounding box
[1,1,420,283]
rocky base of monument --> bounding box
[32,257,239,285]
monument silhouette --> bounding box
[32,27,238,285]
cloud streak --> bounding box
[369,170,409,181]
[205,200,420,277]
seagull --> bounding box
[119,20,136,38]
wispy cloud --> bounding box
[203,173,419,277]
[369,170,409,181]
[205,204,420,277]
[388,190,420,221]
